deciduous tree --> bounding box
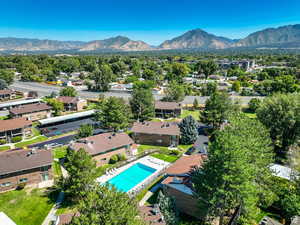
[59,86,78,97]
[130,82,155,121]
[256,93,300,160]
[95,97,132,131]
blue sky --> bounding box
[1,0,300,45]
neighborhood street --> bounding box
[10,81,262,105]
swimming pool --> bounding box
[107,163,157,192]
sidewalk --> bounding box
[41,191,64,225]
[139,183,161,206]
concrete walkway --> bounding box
[41,192,64,225]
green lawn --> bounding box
[53,161,62,177]
[15,136,48,148]
[0,115,8,120]
[243,112,257,119]
[151,153,178,163]
[181,110,200,120]
[137,145,169,154]
[31,127,41,137]
[53,146,68,159]
[0,145,10,151]
[178,144,192,152]
[0,189,56,225]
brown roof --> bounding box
[0,89,14,95]
[57,96,79,104]
[165,154,204,175]
[0,149,53,175]
[9,103,52,115]
[138,205,166,225]
[71,132,134,156]
[132,121,180,136]
[155,101,181,110]
[0,117,32,132]
[58,212,79,225]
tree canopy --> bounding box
[256,93,300,160]
[95,96,132,131]
[179,115,198,144]
[59,86,78,97]
[201,91,234,129]
[193,114,274,225]
[130,82,155,121]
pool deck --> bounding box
[96,156,170,193]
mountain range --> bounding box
[1,24,300,52]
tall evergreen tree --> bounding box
[130,82,155,121]
[192,114,275,225]
[179,115,198,144]
[157,191,178,225]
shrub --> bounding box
[170,150,180,156]
[16,182,26,190]
[0,139,7,145]
[248,98,261,113]
[109,155,119,164]
[118,154,126,161]
[11,136,22,143]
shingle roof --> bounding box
[0,117,32,132]
[57,96,79,104]
[165,154,204,175]
[0,149,53,175]
[132,121,180,136]
[9,103,52,115]
[71,132,134,156]
[155,101,181,110]
[0,89,14,95]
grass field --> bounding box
[0,145,10,151]
[151,153,178,163]
[0,189,56,225]
[137,145,168,154]
[180,110,200,120]
[14,136,48,148]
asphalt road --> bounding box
[29,134,76,149]
[10,81,262,105]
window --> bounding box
[1,182,11,187]
[41,172,49,181]
[19,178,28,183]
[41,166,49,172]
[157,139,162,143]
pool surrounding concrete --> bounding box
[97,156,170,193]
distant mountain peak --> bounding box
[0,24,300,52]
[159,28,233,50]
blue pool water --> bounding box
[107,163,156,192]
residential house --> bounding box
[0,118,32,143]
[162,154,205,218]
[70,132,136,166]
[155,101,181,118]
[57,96,87,112]
[131,121,180,147]
[0,149,53,192]
[9,103,52,121]
[0,90,16,101]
